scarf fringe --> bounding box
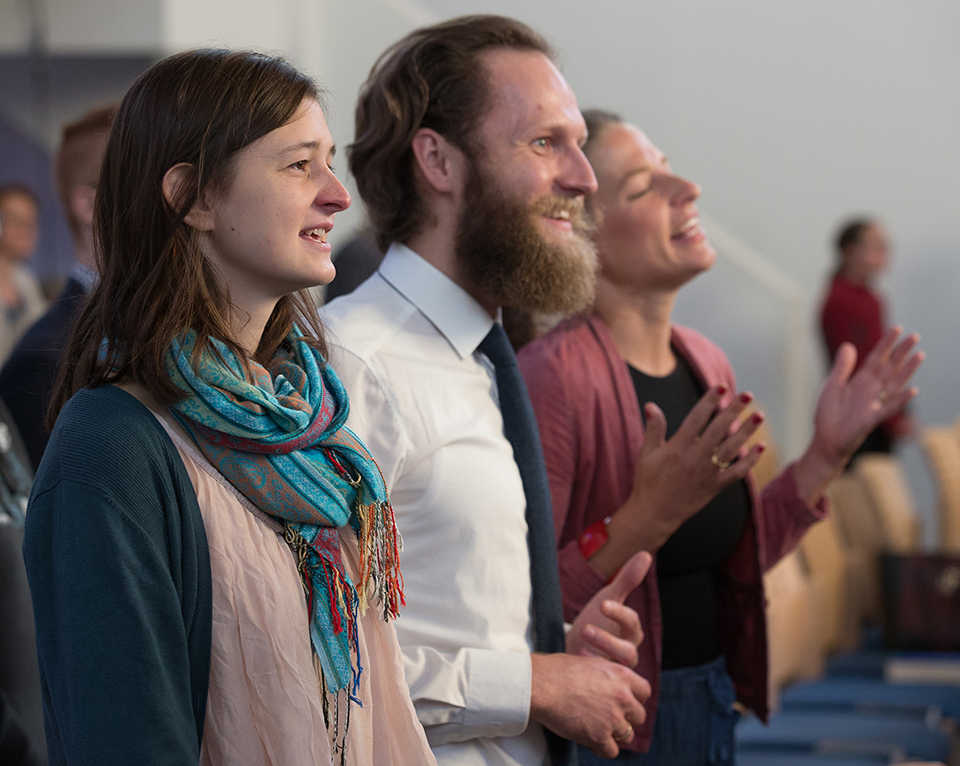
[354,498,405,621]
[318,661,352,766]
[288,525,370,701]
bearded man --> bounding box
[324,15,653,766]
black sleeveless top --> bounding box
[628,352,750,669]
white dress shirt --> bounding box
[324,243,548,766]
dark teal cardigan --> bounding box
[23,386,212,765]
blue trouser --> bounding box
[579,655,738,766]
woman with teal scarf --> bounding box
[23,49,437,766]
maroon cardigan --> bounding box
[518,314,826,752]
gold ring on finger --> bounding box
[613,725,634,743]
[711,452,731,470]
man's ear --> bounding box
[70,184,97,229]
[161,162,214,231]
[410,128,467,196]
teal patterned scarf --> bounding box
[164,327,403,718]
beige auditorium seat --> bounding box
[764,549,824,707]
[852,454,921,553]
[825,472,885,626]
[798,512,861,653]
[919,426,960,552]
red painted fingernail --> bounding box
[752,412,764,423]
[716,385,727,395]
[740,392,753,404]
[757,444,766,453]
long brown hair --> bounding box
[581,109,624,159]
[50,49,327,425]
[349,15,552,253]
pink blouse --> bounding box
[155,414,437,766]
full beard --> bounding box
[454,161,598,316]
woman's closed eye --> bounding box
[627,185,653,200]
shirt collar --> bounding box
[378,242,495,360]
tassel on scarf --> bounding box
[355,498,405,621]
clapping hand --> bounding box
[811,327,923,467]
[590,385,766,576]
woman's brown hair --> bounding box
[835,218,877,255]
[581,109,624,159]
[50,49,326,424]
[349,15,552,253]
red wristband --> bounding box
[578,516,612,559]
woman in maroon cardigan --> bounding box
[517,112,923,766]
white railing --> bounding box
[698,212,809,459]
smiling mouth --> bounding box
[300,226,330,244]
[541,209,574,232]
[671,216,703,241]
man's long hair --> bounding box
[349,15,553,253]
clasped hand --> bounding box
[531,551,653,757]
[567,550,653,665]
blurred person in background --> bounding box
[0,105,115,469]
[0,186,46,365]
[0,393,44,766]
[820,218,913,457]
[518,112,924,766]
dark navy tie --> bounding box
[478,322,576,766]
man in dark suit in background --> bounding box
[0,105,114,469]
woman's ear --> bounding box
[162,163,214,231]
[410,128,466,196]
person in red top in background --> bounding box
[821,218,913,455]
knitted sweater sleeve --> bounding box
[23,387,210,766]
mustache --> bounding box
[530,195,595,239]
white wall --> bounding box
[314,0,960,452]
[3,0,958,492]
[2,0,324,57]
[320,0,960,540]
